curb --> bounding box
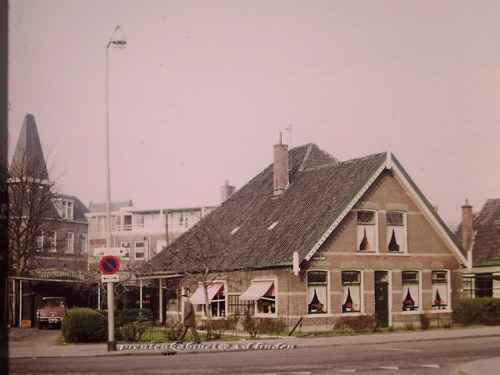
[11,331,500,359]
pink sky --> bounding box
[8,0,500,224]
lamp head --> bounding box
[109,25,127,48]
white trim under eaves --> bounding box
[304,154,389,261]
[305,151,467,267]
[390,161,468,267]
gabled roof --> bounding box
[457,199,500,267]
[10,114,49,180]
[146,144,466,275]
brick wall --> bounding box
[175,170,461,331]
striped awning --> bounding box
[239,280,274,301]
[190,282,224,305]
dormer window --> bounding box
[54,198,74,220]
[268,221,279,230]
[356,210,377,252]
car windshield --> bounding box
[42,299,64,307]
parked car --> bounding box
[36,297,66,329]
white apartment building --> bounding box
[86,201,216,263]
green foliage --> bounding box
[453,298,500,326]
[118,308,153,326]
[159,319,184,341]
[242,312,257,338]
[241,313,287,337]
[254,318,287,335]
[334,315,376,332]
[62,308,106,343]
[119,321,152,342]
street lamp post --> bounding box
[105,25,126,352]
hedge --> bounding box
[62,308,106,343]
[453,298,500,326]
[118,308,153,326]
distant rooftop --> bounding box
[88,200,133,213]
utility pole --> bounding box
[104,25,126,352]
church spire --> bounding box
[9,114,49,181]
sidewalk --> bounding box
[9,325,500,359]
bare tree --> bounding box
[6,153,61,276]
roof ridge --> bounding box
[300,151,385,172]
[297,144,314,172]
[341,152,387,165]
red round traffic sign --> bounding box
[98,255,121,275]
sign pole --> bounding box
[106,281,115,351]
[99,256,120,351]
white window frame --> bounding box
[134,214,145,228]
[401,270,422,313]
[65,232,74,254]
[79,233,87,253]
[194,280,227,319]
[356,210,379,253]
[306,270,329,315]
[49,231,57,253]
[134,241,145,260]
[386,211,407,254]
[64,200,74,220]
[341,270,363,315]
[431,269,451,312]
[253,277,278,318]
[122,214,133,231]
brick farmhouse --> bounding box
[141,142,467,330]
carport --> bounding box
[8,270,100,328]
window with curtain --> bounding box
[357,211,376,252]
[342,271,361,313]
[402,271,420,311]
[386,212,406,252]
[432,270,449,310]
[307,271,328,314]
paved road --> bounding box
[10,335,500,374]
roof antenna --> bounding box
[279,131,283,145]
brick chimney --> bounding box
[273,134,289,195]
[462,198,473,252]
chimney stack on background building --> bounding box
[273,133,289,195]
[220,180,235,203]
[462,198,473,252]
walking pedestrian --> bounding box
[177,291,201,344]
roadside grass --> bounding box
[137,326,242,343]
